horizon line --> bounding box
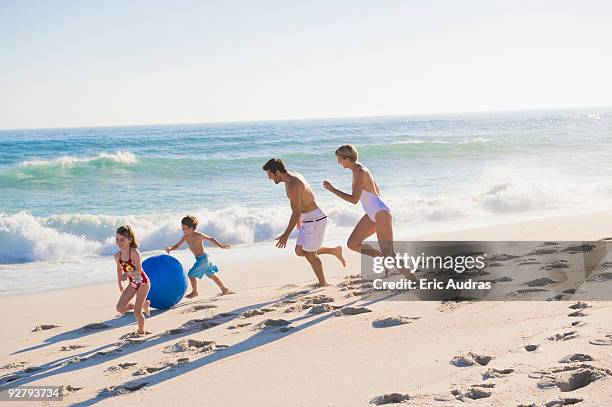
[1,104,609,132]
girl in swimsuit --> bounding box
[114,225,150,335]
[323,144,396,267]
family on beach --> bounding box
[113,144,395,334]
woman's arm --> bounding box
[323,171,365,204]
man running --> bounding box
[263,158,345,287]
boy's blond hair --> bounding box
[335,144,358,162]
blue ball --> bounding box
[143,254,188,310]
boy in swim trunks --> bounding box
[165,215,233,298]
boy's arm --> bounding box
[166,235,187,253]
[202,234,230,249]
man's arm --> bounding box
[276,183,302,248]
[166,235,187,253]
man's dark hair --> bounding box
[262,158,287,173]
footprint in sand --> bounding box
[165,339,228,354]
[227,322,252,330]
[569,302,591,310]
[371,316,420,328]
[308,304,340,315]
[454,387,491,401]
[304,295,335,305]
[1,361,27,370]
[105,362,138,374]
[587,272,612,282]
[588,335,612,346]
[450,352,492,367]
[537,366,610,392]
[524,344,539,352]
[482,368,514,379]
[334,307,372,316]
[64,385,83,393]
[369,393,410,405]
[571,321,587,327]
[253,319,291,330]
[241,308,274,318]
[518,259,542,265]
[561,244,595,253]
[559,354,594,363]
[32,324,60,332]
[100,382,148,397]
[547,331,578,342]
[541,260,569,270]
[182,304,218,313]
[184,318,219,330]
[81,322,112,331]
[567,311,587,317]
[525,277,557,287]
[545,397,584,406]
[134,363,175,376]
[489,254,520,261]
[528,248,558,256]
[60,344,88,351]
[162,327,189,336]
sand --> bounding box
[1,211,611,406]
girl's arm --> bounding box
[115,255,125,292]
[133,250,146,273]
[204,234,231,249]
[323,171,365,205]
[165,235,187,253]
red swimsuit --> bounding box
[119,247,149,289]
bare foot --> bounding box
[315,282,330,288]
[333,246,347,267]
[218,288,235,296]
[143,300,150,317]
[185,291,199,299]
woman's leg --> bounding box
[116,286,137,314]
[347,214,380,257]
[374,211,394,258]
[133,283,150,334]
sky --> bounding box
[1,0,611,129]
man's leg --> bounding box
[316,246,346,267]
[303,251,327,287]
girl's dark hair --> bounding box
[116,225,138,248]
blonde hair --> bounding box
[335,144,358,162]
[116,225,138,248]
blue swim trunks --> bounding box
[188,254,219,279]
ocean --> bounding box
[1,109,611,294]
